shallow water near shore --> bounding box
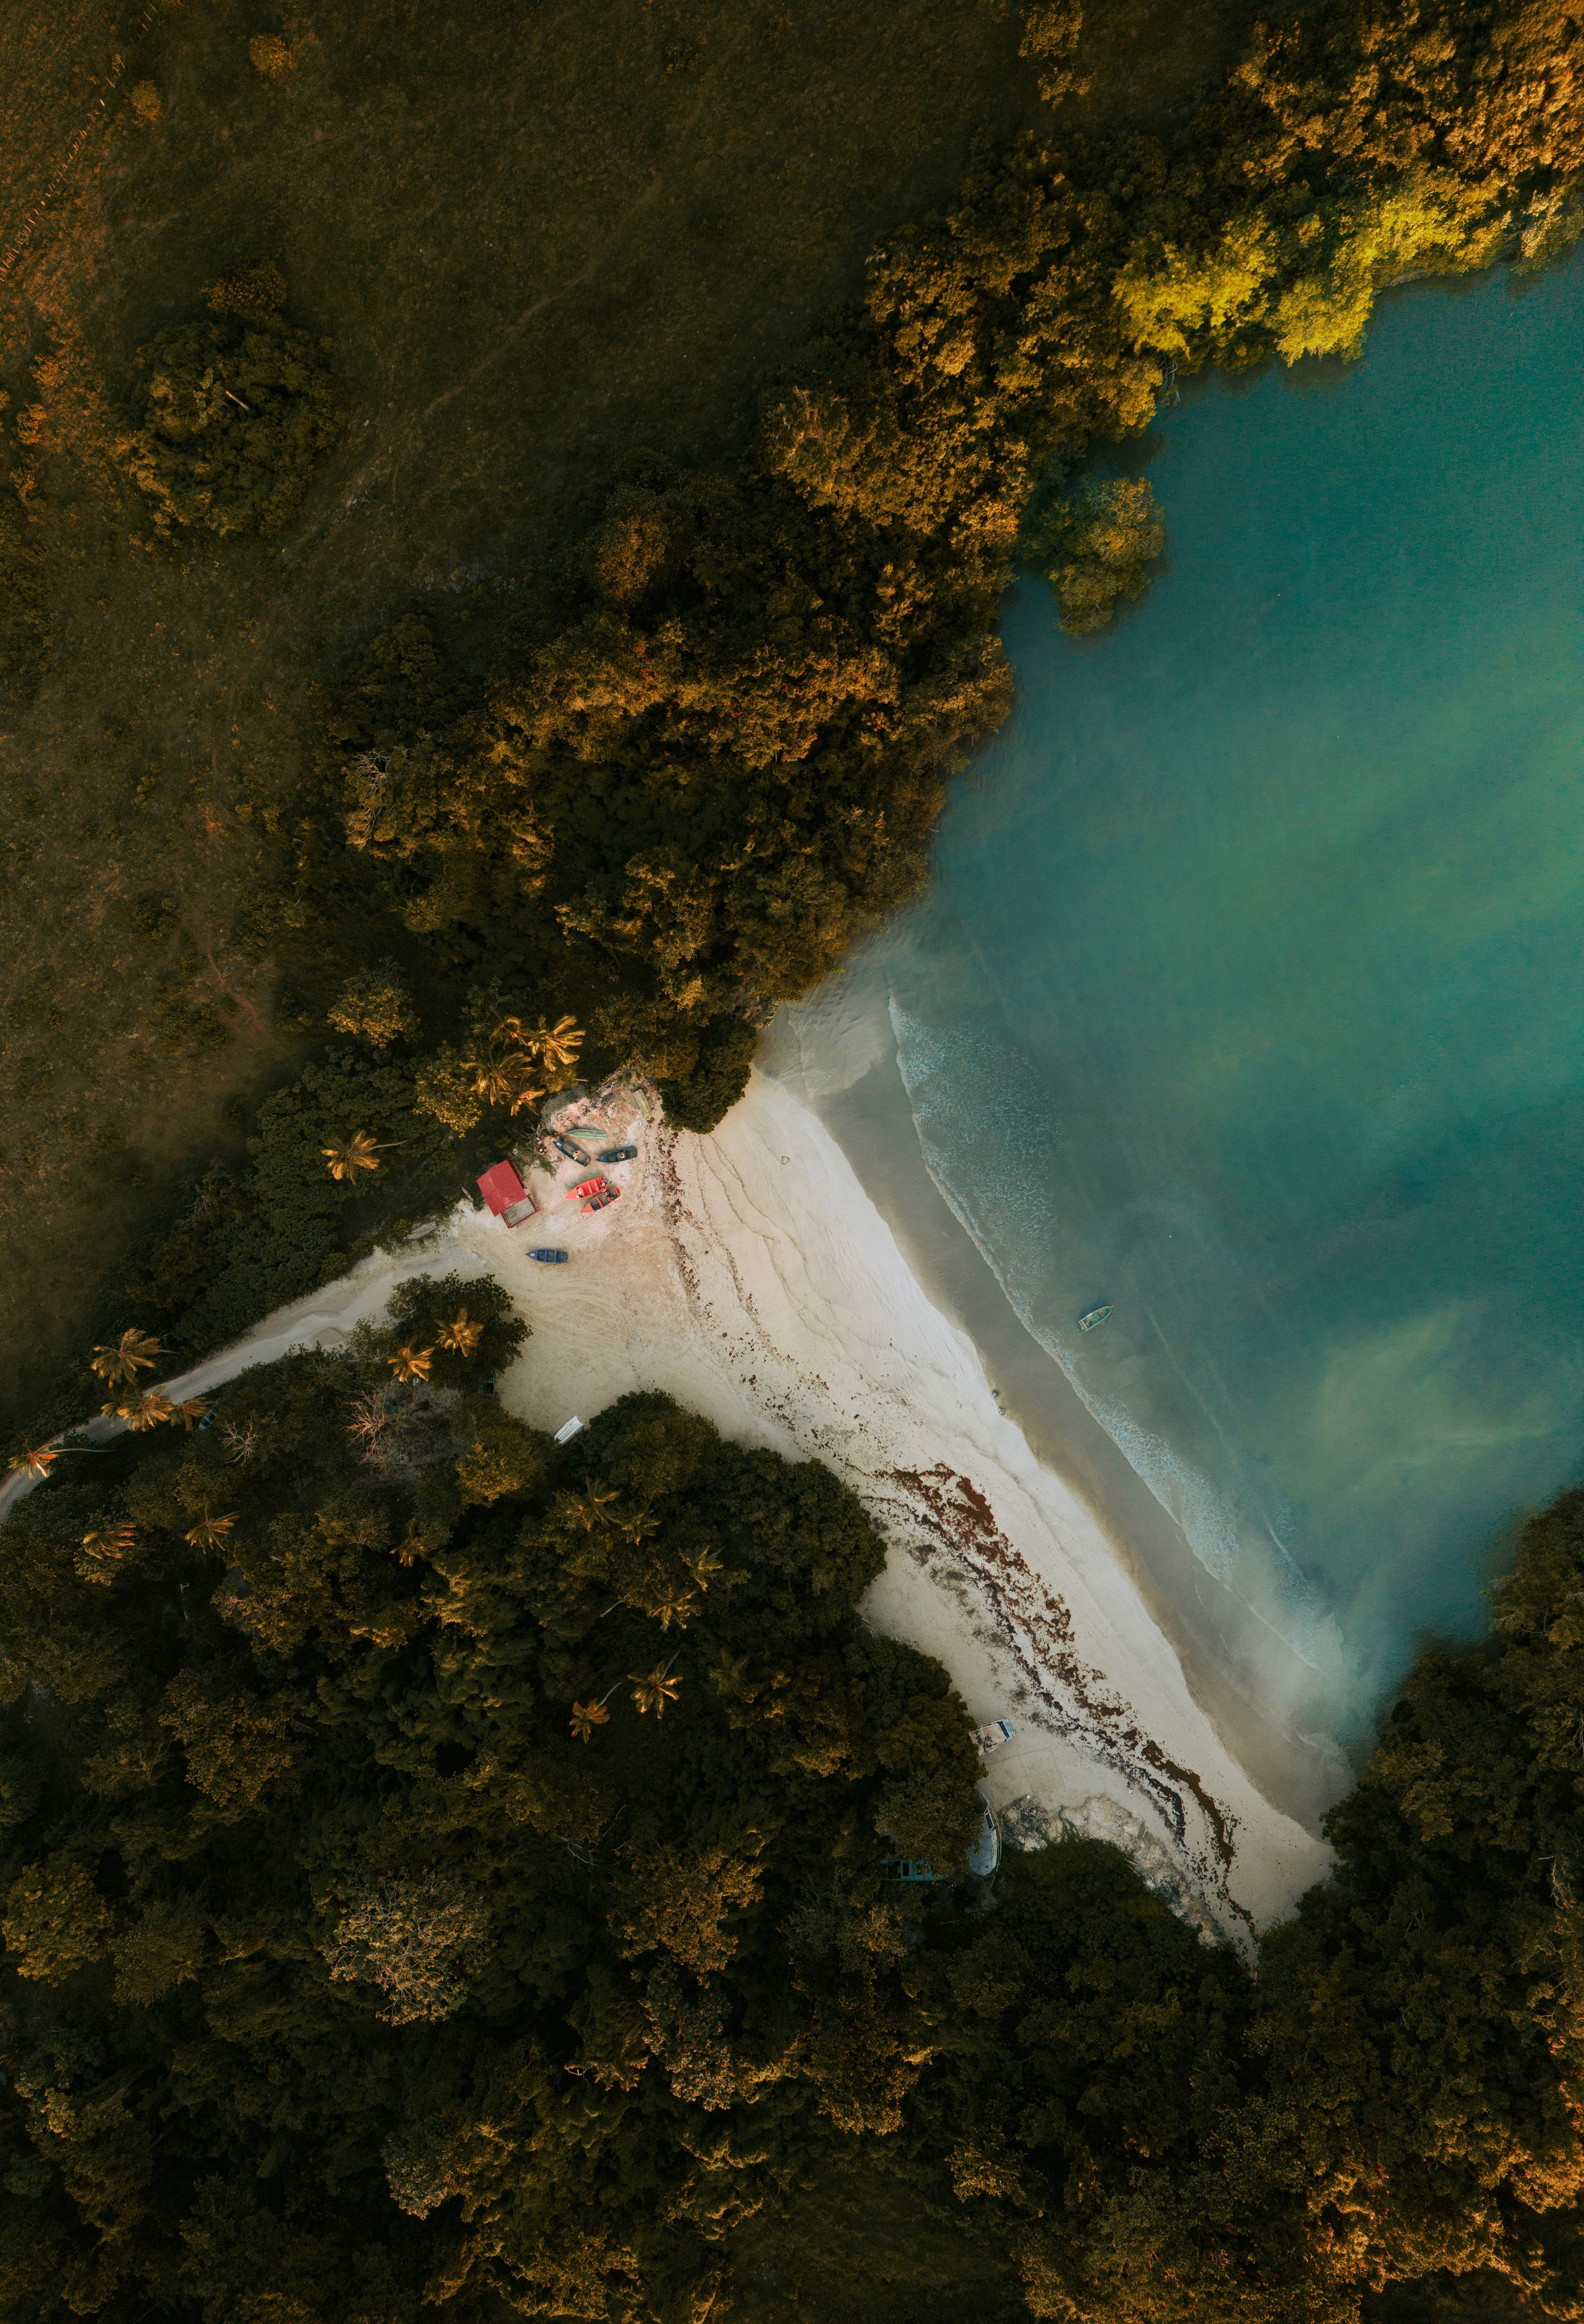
[791,252,1584,1752]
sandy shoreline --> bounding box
[4,1063,1331,1940]
[762,955,1356,1835]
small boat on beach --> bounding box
[599,1144,638,1163]
[549,1136,586,1163]
[527,1248,569,1264]
[1078,1304,1113,1332]
[583,1187,621,1212]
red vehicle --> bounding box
[477,1160,537,1228]
[568,1176,608,1202]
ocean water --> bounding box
[866,254,1584,1737]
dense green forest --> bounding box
[3,1285,1584,2322]
[3,0,1582,1448]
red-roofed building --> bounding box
[477,1160,537,1228]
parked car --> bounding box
[973,1718,1016,1752]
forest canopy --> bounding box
[0,1287,985,2323]
[114,263,340,538]
[4,1285,1584,2321]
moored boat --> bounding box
[1078,1304,1113,1332]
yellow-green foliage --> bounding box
[1,1858,110,1981]
[205,259,290,321]
[1020,0,1089,106]
[1114,215,1278,360]
[1271,173,1506,361]
[115,275,339,538]
[1027,477,1166,635]
[248,31,293,79]
[454,1401,545,1505]
[1116,175,1502,369]
[410,1045,483,1138]
[129,81,162,124]
[1518,183,1584,271]
[326,964,420,1049]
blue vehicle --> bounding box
[549,1136,585,1164]
[599,1144,638,1163]
[528,1248,569,1264]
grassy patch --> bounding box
[0,0,1057,1433]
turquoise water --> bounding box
[875,255,1584,1735]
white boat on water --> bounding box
[1078,1304,1112,1332]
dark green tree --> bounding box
[115,264,340,538]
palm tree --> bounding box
[683,1545,724,1590]
[708,1652,751,1697]
[529,1014,584,1071]
[185,1512,237,1551]
[8,1444,60,1480]
[651,1588,698,1631]
[322,1130,386,1181]
[568,1700,612,1744]
[564,1482,619,1534]
[387,1345,434,1386]
[437,1311,484,1357]
[118,1388,178,1433]
[629,1661,683,1718]
[494,1013,583,1074]
[467,1046,522,1110]
[503,1071,546,1119]
[89,1328,162,1388]
[105,1388,204,1433]
[466,1036,545,1118]
[616,1504,658,1547]
[79,1521,136,1574]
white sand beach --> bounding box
[5,1064,1332,1942]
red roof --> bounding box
[477,1160,527,1216]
